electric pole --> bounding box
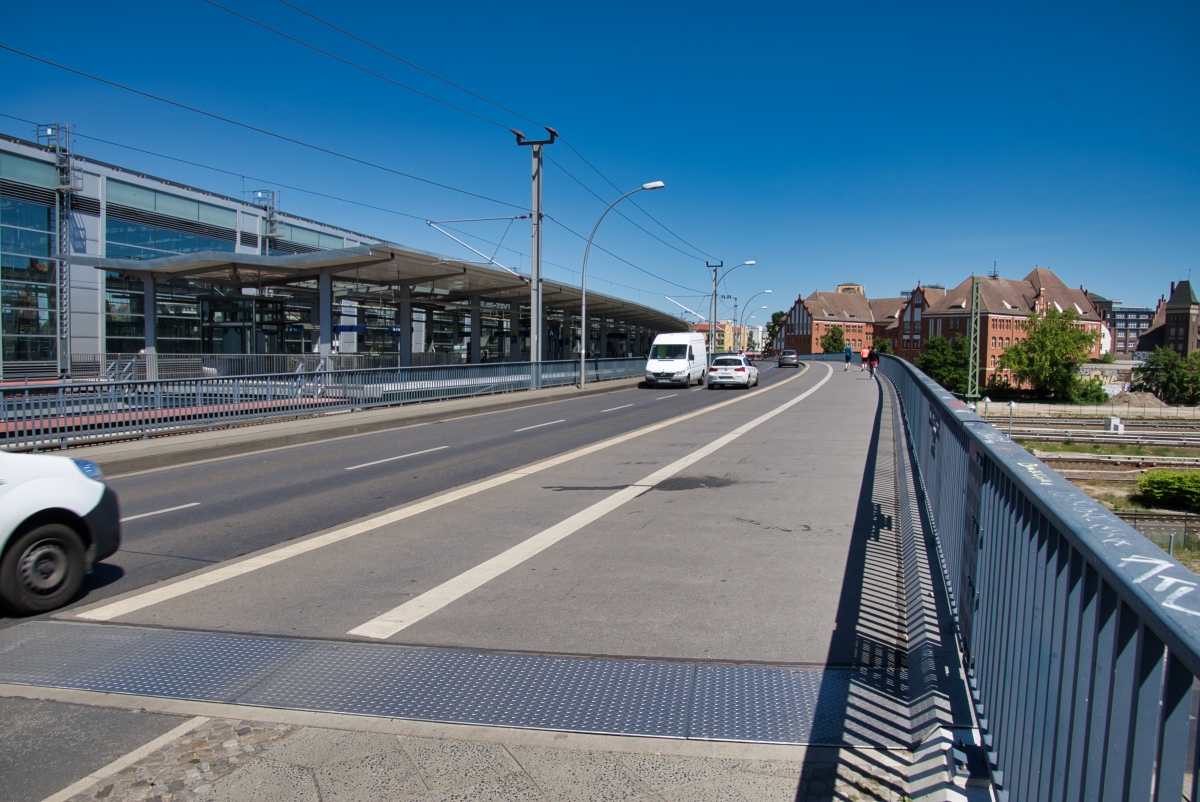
[966,274,982,401]
[708,261,722,360]
[513,128,557,385]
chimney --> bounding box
[1172,282,1176,295]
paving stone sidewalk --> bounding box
[61,717,914,802]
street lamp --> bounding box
[737,290,772,349]
[708,260,755,361]
[580,180,665,387]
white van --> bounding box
[645,332,708,388]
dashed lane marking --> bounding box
[601,404,634,412]
[655,394,678,400]
[345,446,449,471]
[514,419,566,433]
[120,503,200,523]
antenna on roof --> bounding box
[990,260,999,279]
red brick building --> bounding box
[922,268,1103,390]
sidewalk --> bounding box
[52,378,639,476]
[11,688,918,802]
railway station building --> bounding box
[0,131,682,380]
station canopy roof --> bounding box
[72,242,687,330]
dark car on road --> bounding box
[777,349,799,368]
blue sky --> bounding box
[2,0,1196,318]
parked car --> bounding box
[645,332,708,388]
[708,355,759,389]
[0,451,120,614]
[777,349,799,368]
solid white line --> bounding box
[514,419,566,432]
[655,394,678,400]
[601,404,634,412]
[119,503,200,523]
[345,446,449,471]
[74,366,810,623]
[38,716,210,802]
[347,362,834,639]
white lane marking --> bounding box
[655,394,678,400]
[38,717,210,802]
[690,387,704,391]
[120,503,200,523]
[75,366,810,623]
[345,446,449,471]
[601,404,634,412]
[514,419,565,432]
[348,362,834,639]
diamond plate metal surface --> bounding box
[0,622,907,745]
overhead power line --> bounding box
[0,111,699,298]
[557,136,717,261]
[277,0,548,130]
[203,1,511,131]
[0,44,527,211]
[545,154,703,262]
[267,1,717,263]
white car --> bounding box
[0,451,120,615]
[707,355,759,389]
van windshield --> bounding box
[649,344,688,359]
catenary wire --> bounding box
[0,111,691,300]
[557,136,717,261]
[0,44,528,212]
[269,0,718,263]
[545,154,703,262]
[202,1,511,131]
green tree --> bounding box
[998,309,1101,401]
[762,311,787,357]
[819,325,845,355]
[746,331,757,351]
[873,337,893,355]
[1133,347,1200,405]
[915,335,969,394]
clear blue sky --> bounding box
[2,1,1196,318]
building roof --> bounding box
[802,291,874,323]
[868,297,907,324]
[1166,280,1198,308]
[925,268,1101,321]
[71,243,684,329]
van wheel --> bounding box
[0,524,87,615]
[684,374,691,389]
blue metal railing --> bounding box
[880,354,1200,801]
[1,358,645,451]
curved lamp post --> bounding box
[580,180,665,387]
[709,260,756,360]
[737,290,772,350]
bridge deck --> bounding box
[1,363,963,796]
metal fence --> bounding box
[880,353,1200,801]
[68,352,471,381]
[1,358,645,451]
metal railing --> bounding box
[1,358,645,451]
[68,352,473,381]
[880,354,1200,801]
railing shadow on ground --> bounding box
[791,378,916,800]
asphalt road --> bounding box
[1,362,806,630]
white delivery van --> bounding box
[645,332,708,387]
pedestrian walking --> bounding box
[867,347,880,379]
[843,344,853,371]
[860,346,869,371]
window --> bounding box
[650,343,687,359]
[1,192,59,364]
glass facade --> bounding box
[1,195,58,365]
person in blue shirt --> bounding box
[844,344,853,371]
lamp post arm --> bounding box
[580,186,645,387]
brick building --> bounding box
[923,268,1103,390]
[1163,281,1200,356]
[892,284,947,361]
[782,289,876,354]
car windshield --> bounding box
[782,350,796,356]
[649,344,687,359]
[713,357,742,366]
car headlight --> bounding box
[71,458,104,481]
